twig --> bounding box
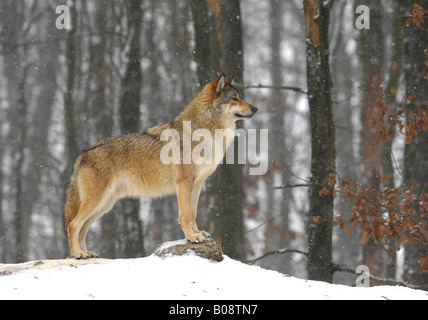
[234,83,307,95]
[274,184,310,190]
[391,151,406,180]
[244,248,308,265]
[244,214,283,235]
[283,165,312,184]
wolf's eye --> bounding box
[231,97,239,102]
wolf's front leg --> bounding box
[176,177,208,243]
[179,213,207,243]
[190,181,211,240]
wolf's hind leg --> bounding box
[68,197,104,259]
[78,197,116,258]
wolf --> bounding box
[64,75,257,259]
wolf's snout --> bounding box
[251,107,258,114]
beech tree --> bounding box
[190,0,246,260]
[304,0,336,283]
[118,0,145,258]
[357,0,384,282]
[402,1,428,286]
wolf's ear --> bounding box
[226,75,235,85]
[216,74,226,94]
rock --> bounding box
[153,239,224,262]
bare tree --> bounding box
[118,0,145,258]
[304,0,336,283]
[1,0,30,263]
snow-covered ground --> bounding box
[0,251,427,300]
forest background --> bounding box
[0,0,427,289]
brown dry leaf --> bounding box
[344,224,351,236]
[362,231,369,245]
[419,256,428,273]
[313,216,322,224]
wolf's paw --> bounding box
[200,230,211,239]
[73,250,99,259]
[87,251,99,258]
[186,232,208,243]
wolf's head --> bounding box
[207,75,258,121]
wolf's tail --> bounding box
[64,156,82,231]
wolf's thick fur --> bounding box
[64,75,257,259]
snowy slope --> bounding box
[0,252,427,300]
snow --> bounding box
[0,248,427,300]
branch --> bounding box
[234,83,307,95]
[244,248,426,290]
[391,151,406,180]
[244,248,308,265]
[332,263,425,290]
[323,0,336,10]
[274,184,310,189]
[244,214,283,235]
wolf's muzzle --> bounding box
[234,107,258,119]
[246,107,258,118]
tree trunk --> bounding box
[14,63,28,264]
[212,0,246,260]
[263,0,293,273]
[189,0,221,85]
[62,0,80,256]
[119,0,143,135]
[330,1,362,284]
[304,0,336,283]
[382,0,403,280]
[64,0,79,163]
[0,129,3,261]
[118,0,144,258]
[402,0,428,287]
[2,0,30,263]
[86,2,117,259]
[190,0,246,260]
[358,0,384,283]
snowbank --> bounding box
[0,252,427,300]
